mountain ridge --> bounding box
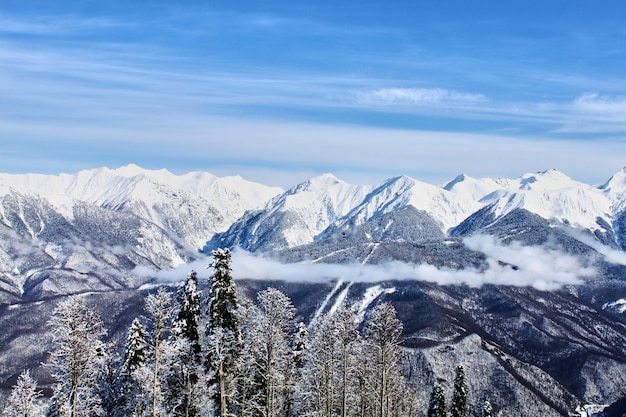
[1,165,626,416]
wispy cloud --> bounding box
[144,238,595,291]
[0,13,127,36]
[356,88,487,106]
[573,93,626,116]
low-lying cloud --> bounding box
[140,235,600,291]
[231,236,593,290]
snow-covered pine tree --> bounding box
[450,365,468,417]
[427,385,446,417]
[46,295,107,417]
[4,369,43,417]
[206,248,240,417]
[481,400,494,417]
[124,318,148,374]
[143,288,176,417]
[292,322,308,370]
[286,321,308,417]
[111,318,148,417]
[166,270,207,417]
[364,302,403,417]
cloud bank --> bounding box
[140,235,603,291]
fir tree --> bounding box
[206,248,240,417]
[4,369,43,417]
[123,318,148,374]
[450,365,468,417]
[292,321,308,370]
[166,271,204,417]
[112,318,148,417]
[427,385,446,417]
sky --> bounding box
[1,1,626,188]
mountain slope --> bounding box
[204,174,373,252]
[1,166,626,416]
[0,166,282,301]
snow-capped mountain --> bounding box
[1,165,626,416]
[0,165,281,300]
[207,168,626,253]
[204,173,372,252]
[326,175,481,234]
[0,165,281,246]
[459,169,612,231]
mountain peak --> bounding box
[442,173,470,191]
[519,169,574,191]
[600,167,626,191]
[289,173,345,194]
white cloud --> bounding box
[357,88,487,106]
[574,93,626,115]
[139,239,595,291]
[565,229,626,266]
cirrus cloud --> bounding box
[356,87,487,106]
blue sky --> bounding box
[1,1,626,187]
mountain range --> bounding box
[1,165,626,416]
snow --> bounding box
[603,298,626,314]
[0,164,282,237]
[257,174,373,247]
[453,169,614,231]
[312,279,345,322]
[3,164,626,257]
[331,175,482,234]
[355,285,396,323]
[600,167,626,214]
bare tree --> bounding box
[363,302,403,417]
[143,288,175,417]
[4,370,44,417]
[255,288,296,417]
[47,295,107,417]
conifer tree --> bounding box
[206,248,240,417]
[124,318,148,374]
[4,369,43,417]
[47,295,107,417]
[450,365,468,417]
[427,385,446,417]
[286,321,308,417]
[292,321,308,370]
[166,271,205,417]
[112,318,148,417]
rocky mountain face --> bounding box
[0,165,281,301]
[1,166,626,416]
